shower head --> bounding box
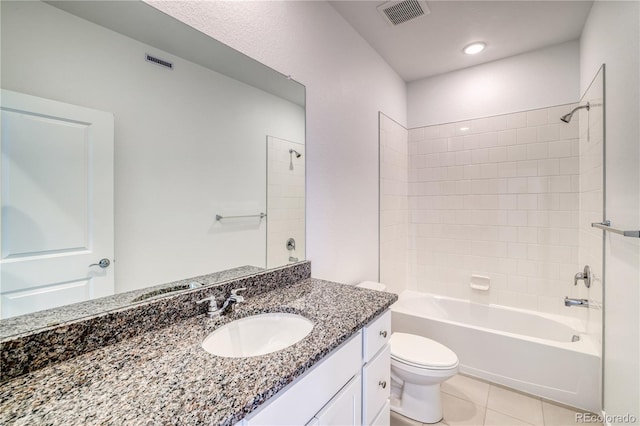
[289,149,302,158]
[560,102,590,123]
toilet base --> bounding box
[390,382,443,424]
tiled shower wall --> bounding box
[266,136,305,269]
[405,104,583,315]
[379,113,409,295]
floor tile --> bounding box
[442,393,486,426]
[391,410,422,426]
[484,409,535,426]
[486,385,544,426]
[542,401,603,425]
[441,374,491,407]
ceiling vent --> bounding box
[377,0,430,26]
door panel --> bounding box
[0,90,114,319]
[2,109,90,257]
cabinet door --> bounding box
[315,375,362,426]
[370,400,390,426]
[363,345,391,425]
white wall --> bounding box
[2,1,304,292]
[580,1,640,421]
[407,41,580,128]
[146,1,407,285]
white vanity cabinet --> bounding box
[240,309,391,426]
[242,331,362,426]
[362,311,391,426]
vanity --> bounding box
[0,263,397,425]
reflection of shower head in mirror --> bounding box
[289,149,302,158]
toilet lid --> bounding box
[390,333,458,369]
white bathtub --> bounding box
[391,290,601,412]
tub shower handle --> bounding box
[378,380,387,389]
[379,330,388,338]
[574,265,591,288]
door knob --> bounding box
[89,258,111,268]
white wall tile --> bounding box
[497,129,518,146]
[507,145,527,161]
[517,127,537,144]
[498,162,518,178]
[548,140,572,157]
[527,176,549,193]
[508,177,528,193]
[559,156,579,175]
[390,103,579,315]
[538,159,560,176]
[527,109,548,126]
[517,160,538,177]
[527,142,549,160]
[506,112,527,129]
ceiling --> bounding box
[330,1,593,82]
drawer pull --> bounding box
[378,380,387,389]
[379,330,388,338]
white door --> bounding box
[0,90,114,319]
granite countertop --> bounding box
[0,265,265,339]
[0,278,397,426]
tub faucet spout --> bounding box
[564,297,589,308]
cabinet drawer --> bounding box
[363,310,391,362]
[370,399,390,426]
[363,344,390,425]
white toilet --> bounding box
[357,282,459,424]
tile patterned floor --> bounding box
[390,374,602,426]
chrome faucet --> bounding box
[197,287,246,318]
[564,297,589,308]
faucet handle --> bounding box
[574,265,592,288]
[231,287,246,296]
[196,295,218,307]
[229,287,246,303]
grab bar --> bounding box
[591,221,640,238]
[216,212,266,221]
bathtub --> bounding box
[391,290,601,412]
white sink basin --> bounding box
[202,313,313,357]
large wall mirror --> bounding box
[0,1,306,333]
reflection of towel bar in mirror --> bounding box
[216,213,267,221]
[591,221,640,238]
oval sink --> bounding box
[202,313,313,357]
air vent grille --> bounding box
[377,0,430,26]
[146,54,173,70]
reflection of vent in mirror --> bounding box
[145,53,173,70]
[377,0,430,26]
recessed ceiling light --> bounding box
[463,42,486,55]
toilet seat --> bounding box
[390,332,458,370]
